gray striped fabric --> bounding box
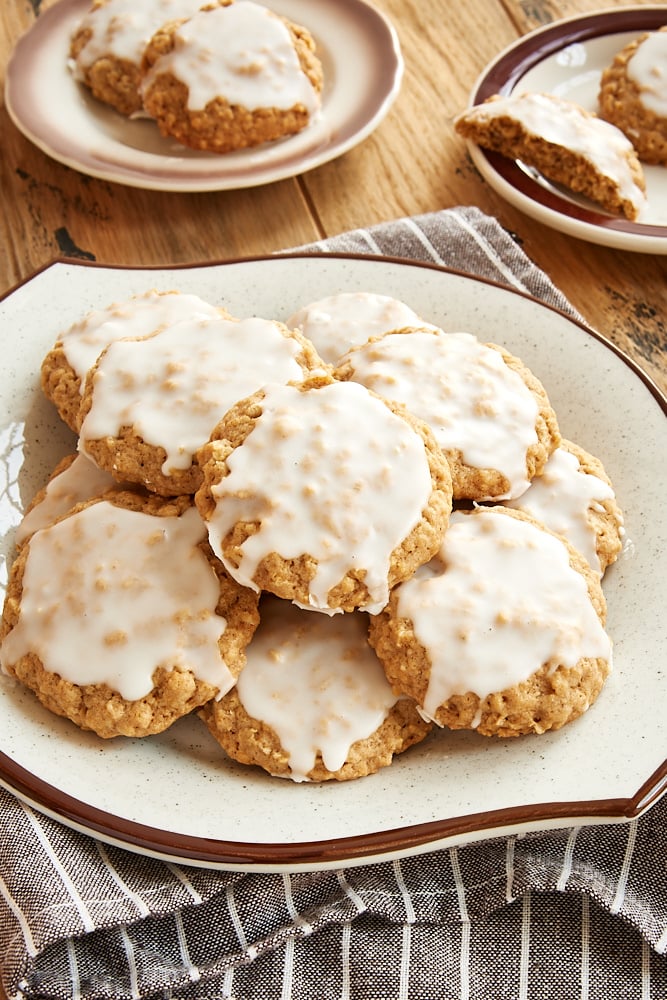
[1,208,665,1000]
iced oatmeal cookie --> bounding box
[599,26,667,164]
[140,0,323,152]
[195,375,453,614]
[69,0,210,115]
[335,326,560,500]
[454,91,647,219]
[287,292,430,366]
[0,491,259,738]
[41,289,224,432]
[504,438,624,576]
[369,505,612,738]
[200,596,432,781]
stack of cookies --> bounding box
[68,0,323,152]
[0,289,623,782]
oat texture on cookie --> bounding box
[195,375,453,614]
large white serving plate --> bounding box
[0,255,664,871]
[467,6,667,252]
[5,0,402,191]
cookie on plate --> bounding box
[69,0,210,116]
[195,374,453,614]
[0,492,259,739]
[503,438,624,576]
[454,91,647,220]
[369,505,612,738]
[200,596,432,781]
[334,326,560,500]
[41,289,224,432]
[286,292,430,366]
[140,0,323,153]
[599,26,667,164]
[78,313,327,496]
[15,453,125,547]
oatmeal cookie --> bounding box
[287,292,429,366]
[140,0,323,153]
[335,326,560,500]
[369,505,612,738]
[454,91,646,219]
[0,492,259,739]
[78,313,327,496]
[195,374,453,614]
[504,438,624,575]
[200,596,431,781]
[15,453,125,547]
[69,0,210,116]
[599,27,667,164]
[41,289,223,432]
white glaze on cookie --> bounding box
[79,315,309,475]
[505,446,620,573]
[461,92,646,216]
[1,504,234,700]
[16,455,119,545]
[340,329,539,499]
[287,292,425,365]
[237,597,398,781]
[205,380,434,613]
[627,29,667,117]
[394,508,611,722]
[70,0,210,74]
[140,1,320,114]
[59,290,222,388]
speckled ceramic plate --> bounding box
[466,6,667,252]
[4,0,402,191]
[0,255,665,871]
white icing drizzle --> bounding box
[71,0,211,72]
[79,315,307,475]
[1,504,234,701]
[340,329,539,499]
[140,1,320,114]
[16,455,118,545]
[627,29,667,118]
[465,92,646,215]
[59,290,222,388]
[505,446,620,573]
[395,509,612,722]
[237,597,398,780]
[287,292,425,365]
[205,380,434,613]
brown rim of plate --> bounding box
[0,253,665,870]
[471,7,667,237]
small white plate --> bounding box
[0,255,665,871]
[466,6,667,252]
[5,0,402,191]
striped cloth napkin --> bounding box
[1,207,665,1000]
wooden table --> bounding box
[0,1,665,995]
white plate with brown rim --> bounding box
[5,0,402,191]
[0,254,664,871]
